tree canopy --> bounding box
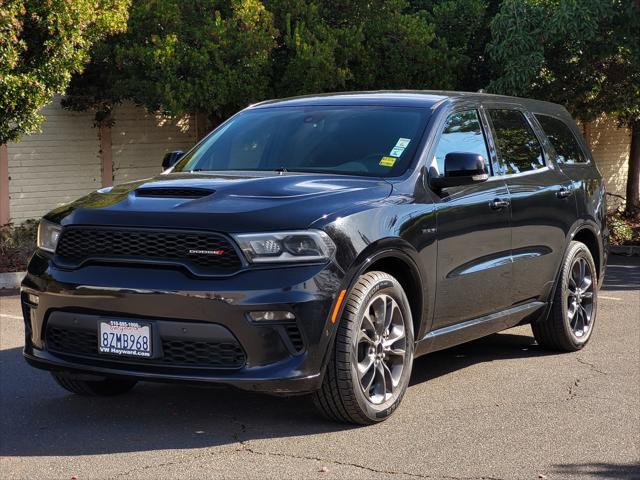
[488,0,640,214]
[0,0,131,144]
[411,0,501,92]
[63,0,469,127]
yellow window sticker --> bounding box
[379,156,397,167]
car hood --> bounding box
[45,171,393,232]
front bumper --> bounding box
[22,252,345,394]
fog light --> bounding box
[27,293,39,306]
[248,311,295,322]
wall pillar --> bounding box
[0,144,9,225]
[583,122,593,149]
[99,124,113,187]
[194,112,210,141]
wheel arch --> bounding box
[340,241,428,341]
[537,220,605,325]
[571,225,603,280]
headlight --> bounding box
[37,219,62,253]
[233,230,336,263]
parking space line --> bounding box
[0,314,22,320]
[599,295,622,301]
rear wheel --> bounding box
[313,271,414,424]
[532,241,598,351]
[51,372,137,396]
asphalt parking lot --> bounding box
[1,256,638,480]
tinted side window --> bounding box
[432,110,490,176]
[488,109,544,174]
[535,114,587,164]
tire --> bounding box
[532,241,598,351]
[51,372,137,396]
[312,271,414,424]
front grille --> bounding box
[46,326,246,369]
[47,327,97,355]
[55,227,242,274]
[135,187,214,198]
[161,339,245,366]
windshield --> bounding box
[173,106,431,177]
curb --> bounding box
[610,245,640,256]
[0,271,25,289]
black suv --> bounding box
[23,91,607,424]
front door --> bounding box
[431,109,513,329]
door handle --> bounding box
[489,198,510,210]
[557,186,573,199]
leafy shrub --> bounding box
[607,211,640,246]
[0,220,38,273]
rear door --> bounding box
[484,106,577,305]
[533,112,605,226]
[431,108,513,329]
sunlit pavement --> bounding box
[1,256,638,480]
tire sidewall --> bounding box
[560,243,598,348]
[346,275,414,422]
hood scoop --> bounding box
[135,187,215,198]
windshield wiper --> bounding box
[186,167,301,175]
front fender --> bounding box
[315,239,435,379]
[312,194,437,375]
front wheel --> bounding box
[532,241,598,351]
[313,271,414,424]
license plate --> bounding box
[99,320,152,357]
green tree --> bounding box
[66,0,464,128]
[410,0,502,92]
[0,0,130,144]
[65,0,277,129]
[488,0,640,216]
[309,0,462,91]
[344,0,460,91]
[264,0,355,97]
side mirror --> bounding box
[429,152,489,189]
[162,150,184,170]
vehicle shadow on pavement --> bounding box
[1,329,555,458]
[601,255,640,291]
[409,331,554,386]
[551,461,640,479]
[0,345,347,458]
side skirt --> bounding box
[415,301,546,357]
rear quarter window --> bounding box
[535,114,588,164]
